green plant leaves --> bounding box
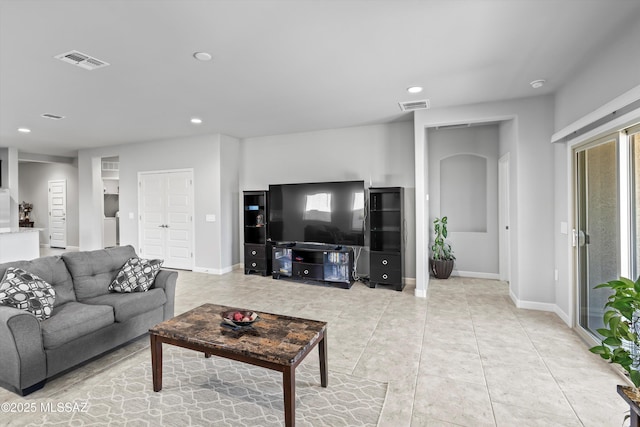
[431,217,454,261]
[589,276,640,388]
[632,371,640,388]
[603,336,622,346]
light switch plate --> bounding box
[560,222,568,234]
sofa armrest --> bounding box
[152,269,178,320]
[0,306,46,394]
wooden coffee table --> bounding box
[149,303,328,427]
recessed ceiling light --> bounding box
[530,79,546,89]
[407,86,423,94]
[193,52,212,61]
[190,117,203,124]
[18,128,31,133]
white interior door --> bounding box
[140,174,165,259]
[48,180,67,249]
[498,154,510,282]
[139,171,193,269]
[164,172,193,269]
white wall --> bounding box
[427,125,499,276]
[551,17,640,326]
[18,161,79,247]
[0,148,8,189]
[414,95,555,309]
[555,19,640,131]
[0,148,20,228]
[220,134,241,270]
[78,133,239,273]
[240,121,416,278]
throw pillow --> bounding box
[0,267,56,320]
[109,257,163,293]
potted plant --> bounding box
[590,277,640,424]
[430,216,455,279]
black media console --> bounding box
[271,243,354,289]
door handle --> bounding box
[578,230,588,247]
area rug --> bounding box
[15,346,387,426]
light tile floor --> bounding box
[31,248,634,425]
[174,269,628,426]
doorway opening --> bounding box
[102,156,119,248]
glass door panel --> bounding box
[577,137,619,337]
[632,127,640,280]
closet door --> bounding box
[48,180,67,248]
[139,171,193,270]
[164,172,193,269]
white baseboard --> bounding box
[452,270,500,280]
[509,288,571,326]
[554,306,572,327]
[193,265,235,275]
[414,288,426,298]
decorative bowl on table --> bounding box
[221,309,259,327]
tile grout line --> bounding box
[408,289,435,427]
[464,278,499,427]
[357,297,393,427]
[511,312,586,427]
[418,278,484,427]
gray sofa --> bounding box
[0,245,177,395]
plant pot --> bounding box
[617,385,640,426]
[430,259,454,279]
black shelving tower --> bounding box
[368,187,404,291]
[243,190,271,275]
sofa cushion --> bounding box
[0,256,75,307]
[0,268,56,320]
[81,288,167,323]
[40,302,114,349]
[62,245,137,301]
[109,258,163,293]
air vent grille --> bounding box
[398,99,430,112]
[102,161,119,172]
[41,113,65,120]
[55,50,110,71]
[435,123,471,130]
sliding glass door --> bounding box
[631,125,640,280]
[576,136,619,337]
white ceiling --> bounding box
[1,0,639,157]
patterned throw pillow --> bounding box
[0,267,56,320]
[109,258,163,293]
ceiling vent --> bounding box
[102,161,119,172]
[435,123,471,130]
[398,99,430,112]
[41,113,65,120]
[54,50,110,71]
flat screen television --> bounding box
[268,180,365,246]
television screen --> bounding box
[269,181,365,246]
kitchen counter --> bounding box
[0,227,40,262]
[0,227,41,233]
